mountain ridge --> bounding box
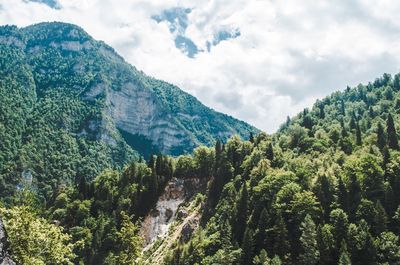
[1,22,259,156]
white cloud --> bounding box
[1,0,400,132]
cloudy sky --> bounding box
[1,0,400,132]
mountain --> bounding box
[0,22,258,198]
[1,22,400,265]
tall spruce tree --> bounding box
[356,122,362,146]
[338,241,352,265]
[377,122,386,150]
[254,208,268,253]
[386,114,399,150]
[338,176,349,213]
[234,183,249,244]
[241,228,255,265]
[272,211,291,262]
[299,215,319,265]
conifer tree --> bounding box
[266,142,274,162]
[241,228,255,265]
[234,183,248,244]
[319,104,325,119]
[373,201,388,235]
[382,146,390,169]
[299,215,319,265]
[387,114,399,150]
[254,208,268,253]
[341,119,348,138]
[348,174,362,221]
[330,209,349,256]
[356,122,362,146]
[270,255,282,265]
[249,132,255,143]
[338,176,349,213]
[357,220,377,265]
[314,175,334,222]
[377,122,386,150]
[272,212,290,262]
[349,113,356,130]
[253,249,270,265]
[368,106,374,118]
[338,241,352,265]
[340,99,346,115]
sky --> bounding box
[1,0,400,132]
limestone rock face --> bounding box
[1,22,259,157]
[0,219,16,265]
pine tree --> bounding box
[215,139,222,172]
[299,215,319,265]
[270,255,282,265]
[340,99,346,115]
[382,146,390,170]
[348,174,362,222]
[377,122,386,150]
[341,119,348,138]
[313,175,334,222]
[330,209,349,257]
[319,104,325,119]
[338,176,349,213]
[356,122,362,146]
[368,106,375,118]
[349,114,356,130]
[272,212,290,262]
[249,132,255,143]
[147,154,155,169]
[241,228,255,265]
[77,175,88,199]
[253,249,270,265]
[394,73,400,90]
[357,220,377,265]
[234,183,248,244]
[338,241,352,265]
[254,208,268,253]
[387,114,399,150]
[155,153,163,176]
[266,142,274,162]
[373,201,388,235]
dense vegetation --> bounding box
[0,22,256,202]
[161,73,400,265]
[1,22,400,265]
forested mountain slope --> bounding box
[0,22,257,200]
[6,72,396,265]
[160,73,400,265]
[1,21,400,265]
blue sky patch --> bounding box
[153,7,240,58]
[26,0,60,9]
[152,7,200,57]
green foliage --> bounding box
[299,215,319,265]
[2,23,400,265]
[0,206,75,264]
[164,73,400,265]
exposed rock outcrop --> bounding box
[0,219,16,265]
[2,22,259,157]
[140,177,206,247]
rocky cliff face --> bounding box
[0,219,15,265]
[1,22,259,157]
[140,177,205,246]
[140,177,204,265]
